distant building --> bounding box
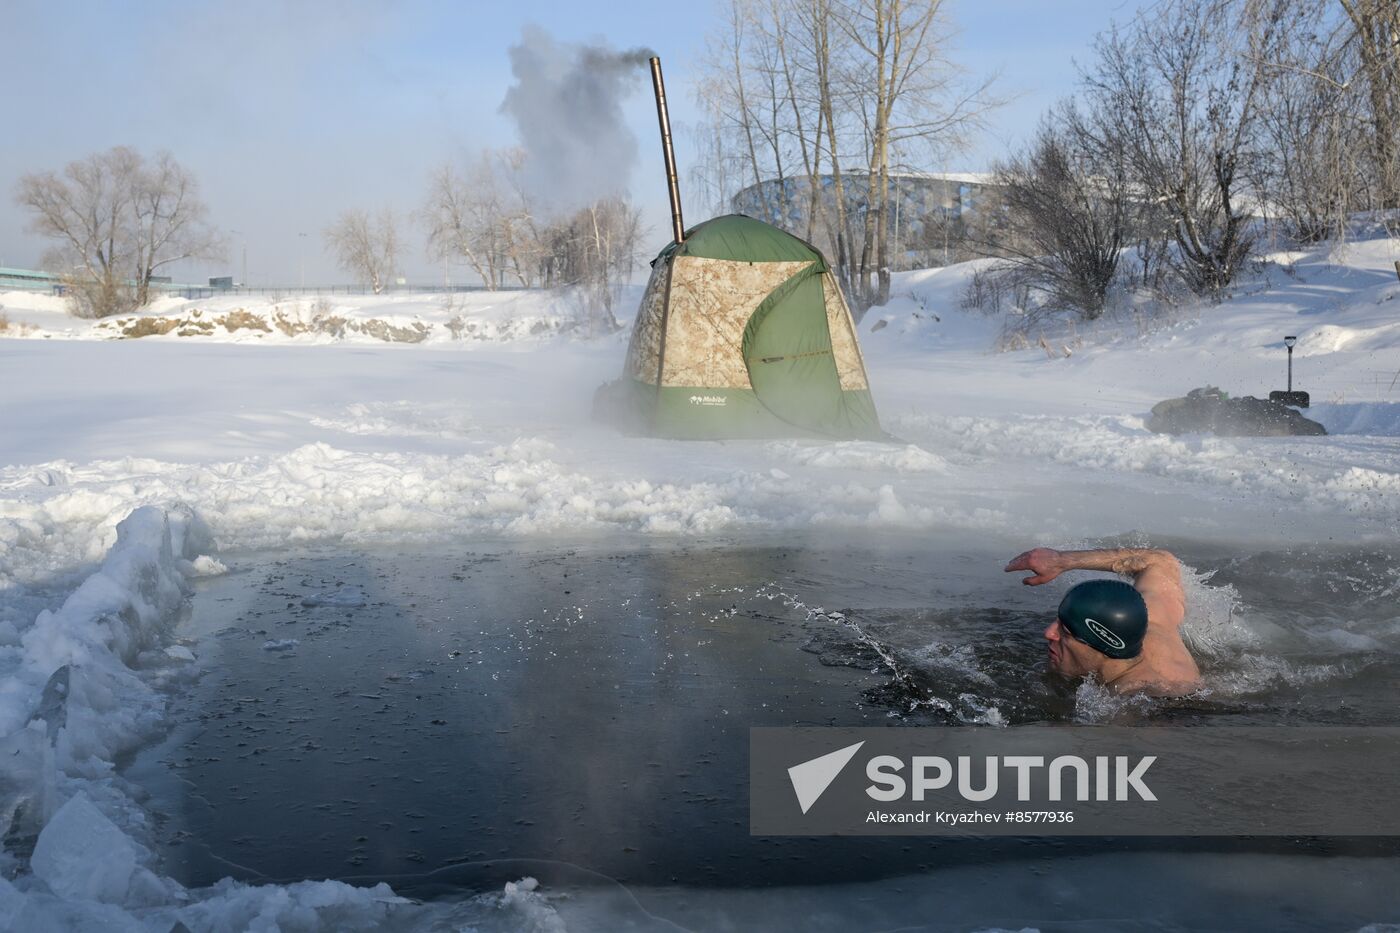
[731,172,1008,270]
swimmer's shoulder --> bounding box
[1111,670,1202,698]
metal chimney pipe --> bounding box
[649,56,685,244]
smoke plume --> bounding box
[500,27,656,214]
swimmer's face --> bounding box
[1044,619,1102,678]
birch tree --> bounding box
[694,0,997,312]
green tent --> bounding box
[595,214,884,440]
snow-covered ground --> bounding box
[1,229,1398,928]
[0,287,601,345]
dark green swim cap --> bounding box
[1057,580,1148,660]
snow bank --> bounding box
[890,409,1400,522]
[1312,401,1400,436]
[0,440,1010,594]
[0,287,639,347]
[0,506,196,921]
[0,507,206,789]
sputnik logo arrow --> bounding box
[788,741,865,814]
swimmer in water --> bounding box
[1004,547,1201,697]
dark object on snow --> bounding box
[1269,390,1311,407]
[1147,386,1327,437]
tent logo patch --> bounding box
[689,394,728,407]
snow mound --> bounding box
[768,440,949,473]
[1311,402,1400,436]
[0,440,1014,593]
[0,287,640,347]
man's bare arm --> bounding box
[1054,548,1175,578]
[1005,547,1185,626]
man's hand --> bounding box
[1004,548,1065,585]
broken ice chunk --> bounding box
[182,555,228,577]
[31,793,141,903]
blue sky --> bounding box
[0,0,1148,283]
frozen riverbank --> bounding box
[2,230,1399,928]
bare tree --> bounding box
[420,149,546,289]
[694,0,774,221]
[805,0,858,292]
[326,208,399,294]
[1085,0,1288,297]
[765,0,824,242]
[540,196,643,332]
[421,161,498,287]
[1339,0,1400,209]
[1252,16,1362,242]
[833,0,1001,307]
[131,152,223,306]
[695,0,999,313]
[495,148,545,287]
[15,147,221,317]
[987,106,1135,320]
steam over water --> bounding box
[126,530,1400,927]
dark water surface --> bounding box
[126,531,1400,928]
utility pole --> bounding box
[299,232,308,289]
